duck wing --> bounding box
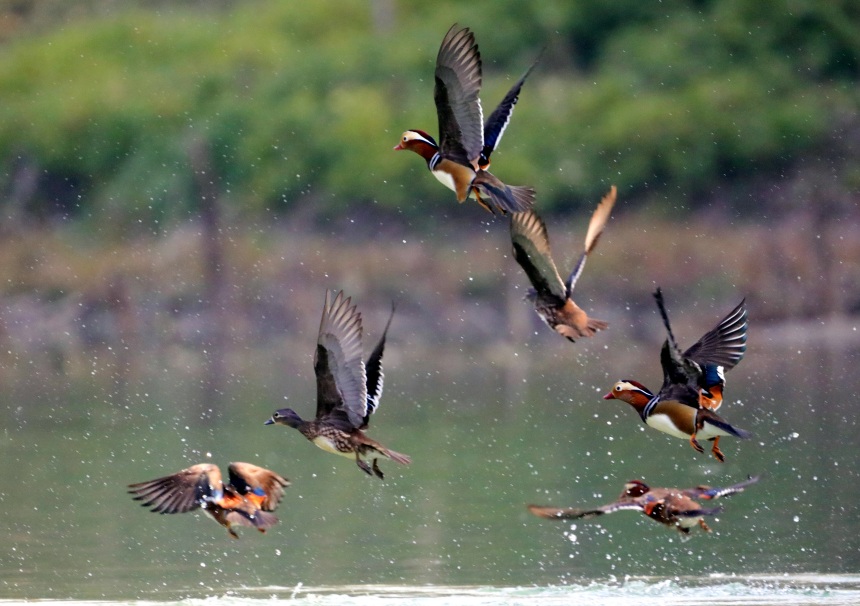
[128,463,222,514]
[528,500,643,520]
[510,210,567,304]
[683,299,748,370]
[314,290,367,428]
[654,288,704,390]
[362,304,395,428]
[565,186,617,295]
[227,462,290,512]
[480,52,540,167]
[435,24,484,165]
[684,475,761,501]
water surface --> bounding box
[1,325,858,601]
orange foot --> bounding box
[472,189,496,215]
[698,519,712,532]
[711,436,725,462]
[689,434,704,454]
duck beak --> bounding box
[603,392,616,400]
[393,143,404,151]
[263,418,275,425]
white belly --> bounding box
[676,516,701,529]
[431,168,457,193]
[646,414,690,439]
[697,421,733,440]
[311,436,354,459]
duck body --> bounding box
[608,380,751,454]
[267,406,410,478]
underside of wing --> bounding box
[435,24,483,164]
[227,462,290,511]
[528,501,642,520]
[683,299,748,370]
[480,53,540,166]
[128,463,220,514]
[583,186,617,256]
[364,304,395,427]
[510,210,567,302]
[567,186,617,295]
[686,475,761,500]
[314,290,367,428]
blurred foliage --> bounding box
[0,0,857,233]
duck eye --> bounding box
[615,385,622,391]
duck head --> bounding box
[264,408,304,429]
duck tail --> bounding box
[587,317,609,333]
[473,172,535,214]
[384,448,412,466]
[706,413,752,439]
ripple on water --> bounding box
[5,574,853,606]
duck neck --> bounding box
[409,139,439,164]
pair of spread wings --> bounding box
[314,290,393,430]
[128,462,289,514]
[654,288,748,408]
[434,24,538,169]
[528,475,759,520]
[510,187,617,304]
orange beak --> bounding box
[603,392,616,400]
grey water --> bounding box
[1,320,859,604]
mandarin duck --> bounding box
[128,462,289,538]
[394,24,537,215]
[528,475,759,536]
[604,289,750,462]
[265,291,410,479]
[510,186,616,341]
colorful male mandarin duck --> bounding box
[510,186,616,341]
[604,289,750,462]
[128,462,289,539]
[528,475,759,536]
[394,24,536,215]
[265,291,410,479]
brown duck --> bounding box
[128,462,289,538]
[265,290,410,479]
[510,186,616,341]
[528,475,759,536]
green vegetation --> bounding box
[0,0,857,231]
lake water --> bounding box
[1,319,859,603]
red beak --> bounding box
[603,392,616,400]
[393,143,404,151]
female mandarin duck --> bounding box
[394,24,537,215]
[265,291,410,479]
[528,475,759,536]
[128,462,289,538]
[510,186,616,341]
[604,288,750,462]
